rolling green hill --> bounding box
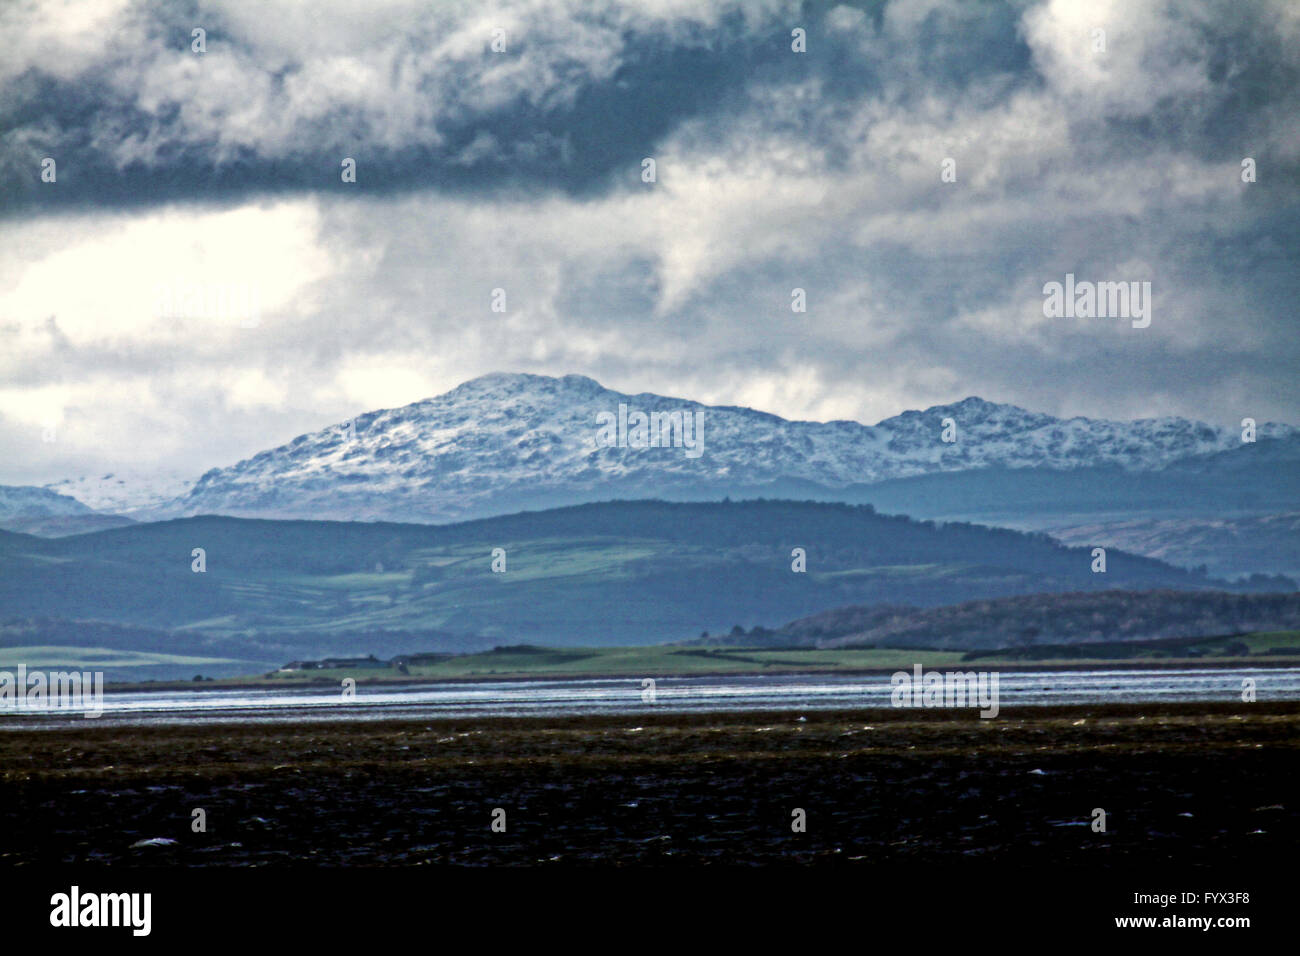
[0,499,1252,660]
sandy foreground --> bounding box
[0,701,1296,867]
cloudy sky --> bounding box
[2,0,1298,486]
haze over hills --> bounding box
[856,439,1300,524]
[0,500,1266,660]
[0,485,134,537]
[63,372,1296,526]
[0,485,93,520]
[1041,514,1300,584]
[725,589,1300,651]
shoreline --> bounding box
[96,654,1300,695]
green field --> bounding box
[173,645,970,686]
[399,645,962,679]
[222,629,1300,686]
[13,629,1299,690]
[0,646,270,682]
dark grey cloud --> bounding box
[0,0,1050,214]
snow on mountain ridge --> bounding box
[166,372,1295,524]
[0,485,95,519]
[42,470,199,516]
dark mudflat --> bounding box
[1,702,1296,866]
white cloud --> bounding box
[0,199,332,347]
[1021,0,1214,118]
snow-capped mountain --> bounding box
[162,372,1298,525]
[0,484,137,537]
[0,485,95,519]
[42,470,198,517]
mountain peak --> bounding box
[951,396,1004,410]
[927,396,1031,417]
[137,375,1299,526]
[445,371,608,397]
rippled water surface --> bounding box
[3,666,1297,727]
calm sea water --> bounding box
[2,666,1297,727]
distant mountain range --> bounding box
[9,372,1293,518]
[0,500,1284,661]
[160,373,1300,525]
[4,373,1296,579]
[0,485,134,536]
